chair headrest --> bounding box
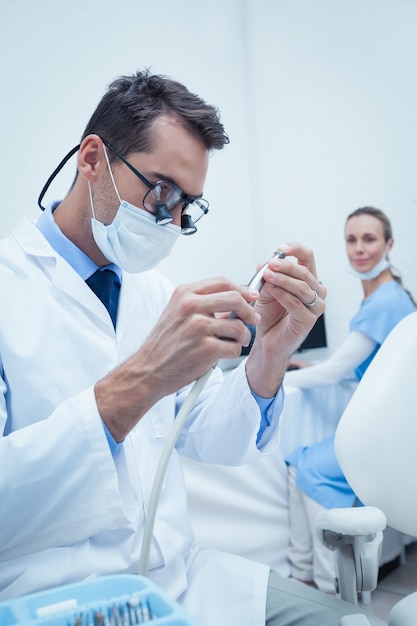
[335,311,417,536]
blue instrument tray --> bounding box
[0,574,199,625]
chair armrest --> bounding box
[315,506,387,604]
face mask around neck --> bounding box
[348,255,390,281]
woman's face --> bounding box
[345,214,393,273]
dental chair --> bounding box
[315,311,417,626]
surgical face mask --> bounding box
[348,255,390,281]
[89,148,181,273]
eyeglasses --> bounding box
[102,140,209,235]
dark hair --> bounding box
[346,206,415,304]
[80,69,229,159]
[346,206,393,243]
[37,70,230,209]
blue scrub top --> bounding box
[286,280,416,508]
[350,281,416,380]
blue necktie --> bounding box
[86,269,120,328]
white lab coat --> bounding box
[0,219,282,626]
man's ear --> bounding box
[77,134,105,182]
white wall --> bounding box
[1,0,416,351]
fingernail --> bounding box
[278,243,291,253]
[254,312,261,322]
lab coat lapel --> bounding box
[14,219,116,332]
[53,259,116,331]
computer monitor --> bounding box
[240,313,327,357]
[296,313,327,352]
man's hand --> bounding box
[245,243,327,398]
[95,276,263,441]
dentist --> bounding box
[0,70,383,626]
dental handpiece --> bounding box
[139,249,287,577]
[228,250,287,321]
[246,250,287,292]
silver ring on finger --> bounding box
[304,290,318,308]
